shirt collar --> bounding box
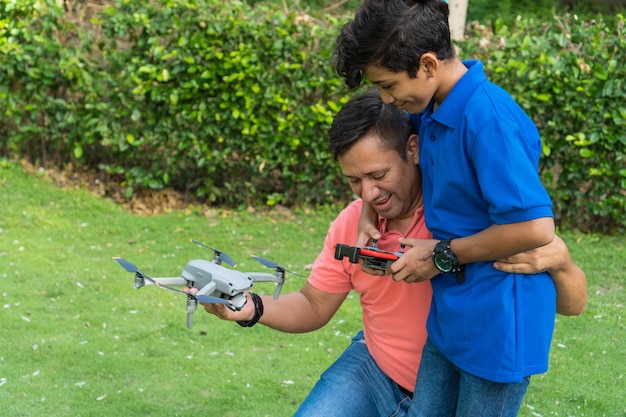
[429,59,487,128]
[377,204,425,236]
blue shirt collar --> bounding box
[428,60,487,128]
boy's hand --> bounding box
[387,238,440,283]
[355,224,381,248]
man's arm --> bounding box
[493,235,587,316]
[199,282,348,333]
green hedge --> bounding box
[1,0,352,207]
[461,15,625,233]
[1,0,624,233]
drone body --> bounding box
[114,239,300,329]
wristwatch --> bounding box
[433,239,465,282]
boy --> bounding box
[334,0,560,415]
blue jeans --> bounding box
[294,331,412,417]
[409,339,530,417]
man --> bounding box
[193,89,586,417]
[333,1,581,415]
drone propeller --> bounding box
[113,257,233,307]
[252,255,305,277]
[114,257,189,294]
[189,239,236,267]
[194,294,234,306]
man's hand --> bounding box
[493,236,587,316]
[184,287,256,322]
[493,235,568,274]
[387,238,440,283]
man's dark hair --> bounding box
[333,0,455,90]
[328,89,415,161]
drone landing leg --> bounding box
[186,297,197,329]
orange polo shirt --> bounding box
[308,199,432,392]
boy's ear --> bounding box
[420,52,439,77]
[407,134,419,164]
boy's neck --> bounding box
[433,58,468,110]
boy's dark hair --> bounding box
[333,0,455,90]
[328,89,415,161]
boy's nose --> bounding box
[379,89,395,105]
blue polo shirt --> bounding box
[409,60,556,383]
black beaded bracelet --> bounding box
[237,293,264,328]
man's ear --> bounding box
[407,134,419,164]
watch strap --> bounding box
[237,293,264,327]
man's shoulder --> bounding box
[328,199,362,236]
[336,199,363,219]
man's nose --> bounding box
[361,180,381,202]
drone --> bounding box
[113,239,303,329]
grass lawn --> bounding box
[0,161,624,416]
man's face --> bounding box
[338,133,421,222]
[364,64,435,114]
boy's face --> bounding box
[338,133,421,223]
[364,64,435,114]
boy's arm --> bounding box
[356,201,380,247]
[390,217,555,283]
[493,235,587,316]
[451,217,555,264]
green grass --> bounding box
[0,161,624,416]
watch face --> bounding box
[434,253,452,272]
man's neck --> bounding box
[385,192,424,235]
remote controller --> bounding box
[334,243,403,271]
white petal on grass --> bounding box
[0,378,7,387]
[22,316,31,322]
[282,380,295,385]
[76,282,84,288]
[557,343,567,348]
[32,370,40,376]
[79,340,88,345]
[75,381,86,387]
[96,394,107,401]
